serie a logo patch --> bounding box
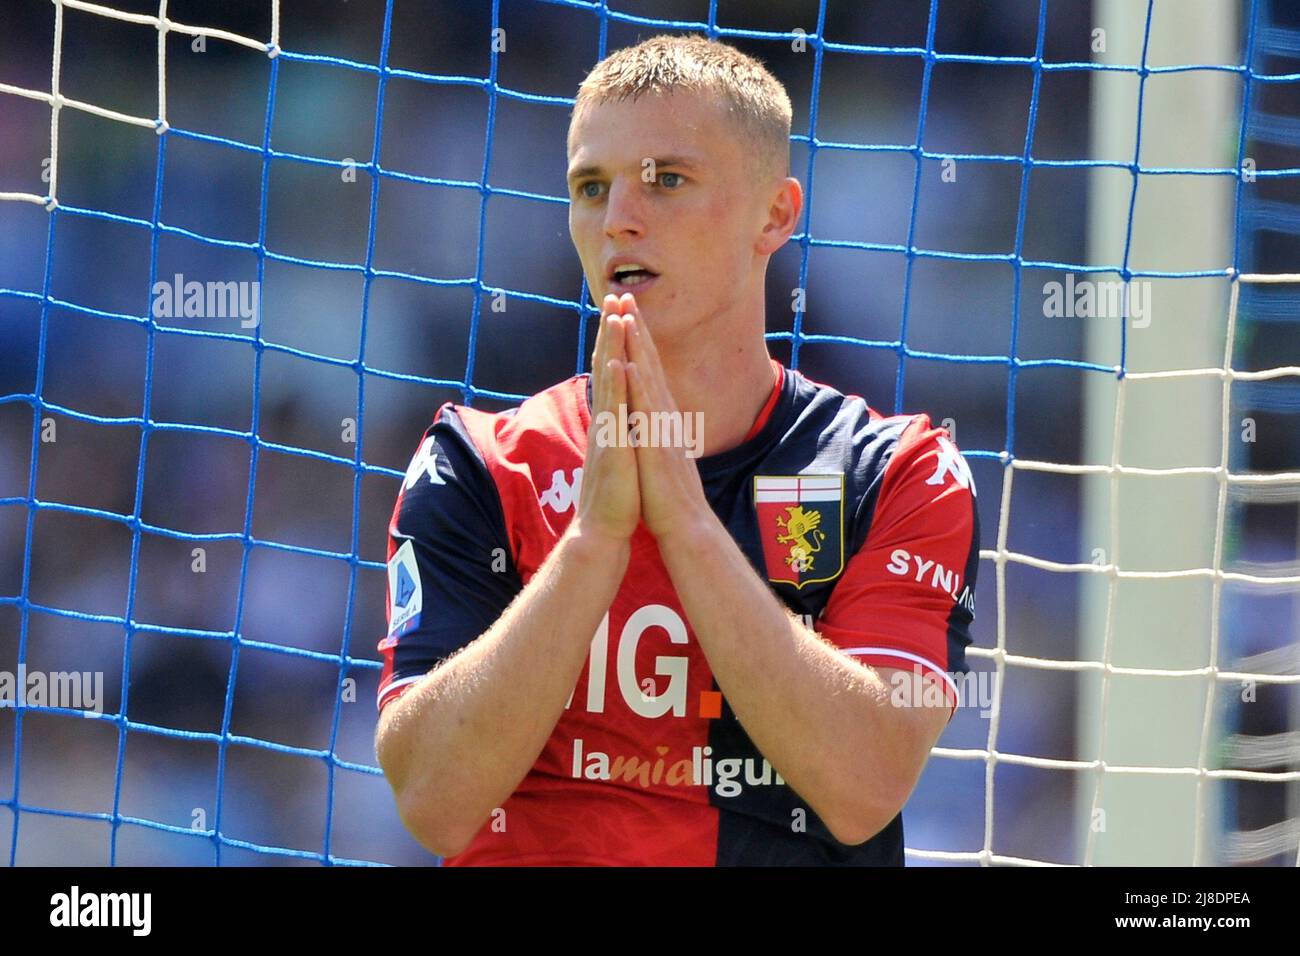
[386,539,423,639]
[753,474,845,589]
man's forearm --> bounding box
[376,520,628,856]
[656,510,930,844]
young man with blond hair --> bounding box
[374,34,979,866]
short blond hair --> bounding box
[570,34,793,179]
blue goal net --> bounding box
[0,0,1296,866]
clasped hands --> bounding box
[576,293,712,548]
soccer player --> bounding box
[374,34,979,866]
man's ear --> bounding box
[756,176,803,256]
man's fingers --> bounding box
[607,357,627,409]
[622,318,669,412]
[621,306,656,373]
[592,294,619,366]
[620,294,662,366]
[605,315,627,374]
[597,317,631,416]
[625,360,668,447]
[607,356,635,456]
[624,360,646,415]
[592,296,624,415]
[593,296,616,355]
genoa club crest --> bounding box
[753,474,845,589]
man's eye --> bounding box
[658,172,683,188]
[579,181,604,199]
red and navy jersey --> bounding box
[377,358,979,866]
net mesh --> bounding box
[0,0,1297,866]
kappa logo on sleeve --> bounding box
[925,436,976,496]
[403,436,446,491]
[540,467,583,513]
[387,540,423,638]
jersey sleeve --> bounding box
[376,404,524,713]
[814,416,980,720]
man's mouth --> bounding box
[608,263,660,292]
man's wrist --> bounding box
[564,517,634,569]
[651,504,723,560]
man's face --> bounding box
[566,91,775,339]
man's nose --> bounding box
[603,178,647,239]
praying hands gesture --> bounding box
[579,292,711,546]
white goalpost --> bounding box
[1078,0,1300,866]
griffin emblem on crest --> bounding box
[775,505,826,573]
